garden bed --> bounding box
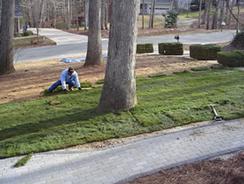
[127,152,244,184]
[13,35,56,48]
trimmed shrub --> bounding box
[217,51,244,67]
[137,43,154,54]
[158,42,183,55]
[190,44,221,60]
[22,30,34,37]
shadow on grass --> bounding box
[0,107,105,141]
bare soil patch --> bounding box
[0,55,213,104]
[126,152,244,184]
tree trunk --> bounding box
[84,0,89,30]
[101,0,109,30]
[0,0,15,75]
[227,0,235,28]
[101,0,106,30]
[84,0,102,66]
[236,0,240,34]
[65,0,71,30]
[142,0,145,29]
[218,0,225,29]
[53,1,57,28]
[0,0,2,26]
[149,0,156,29]
[98,0,139,113]
[225,0,230,26]
[198,0,203,28]
[206,0,212,30]
[104,0,109,30]
[211,0,220,29]
[202,0,208,24]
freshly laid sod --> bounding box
[13,154,32,168]
[0,69,244,158]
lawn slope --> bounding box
[0,68,243,158]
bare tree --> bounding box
[170,0,178,10]
[142,0,145,29]
[198,0,203,28]
[84,0,102,66]
[211,0,220,29]
[226,0,236,28]
[0,0,2,25]
[206,0,212,30]
[218,0,225,29]
[236,0,240,33]
[101,0,109,30]
[65,0,71,30]
[84,0,89,30]
[31,0,45,36]
[202,0,208,24]
[149,0,156,29]
[225,0,243,33]
[225,0,231,26]
[98,0,139,113]
[0,0,15,75]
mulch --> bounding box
[126,152,244,184]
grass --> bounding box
[178,11,199,19]
[0,68,244,158]
[14,35,56,48]
[13,154,32,168]
[138,15,165,29]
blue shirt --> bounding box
[60,69,81,90]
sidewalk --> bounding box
[0,119,244,184]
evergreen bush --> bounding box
[217,51,244,67]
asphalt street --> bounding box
[14,28,236,63]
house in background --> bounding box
[140,0,171,15]
[140,0,195,15]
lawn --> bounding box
[178,11,199,19]
[0,68,244,158]
[137,15,165,29]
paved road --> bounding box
[14,29,236,63]
[0,119,243,184]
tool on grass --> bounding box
[210,104,223,121]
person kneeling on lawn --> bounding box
[48,67,81,92]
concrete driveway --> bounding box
[14,28,236,63]
[30,28,88,45]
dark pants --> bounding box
[48,80,75,92]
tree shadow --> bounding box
[0,107,106,142]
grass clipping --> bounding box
[13,154,32,168]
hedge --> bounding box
[190,44,221,60]
[158,42,183,55]
[137,44,154,54]
[217,51,244,67]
